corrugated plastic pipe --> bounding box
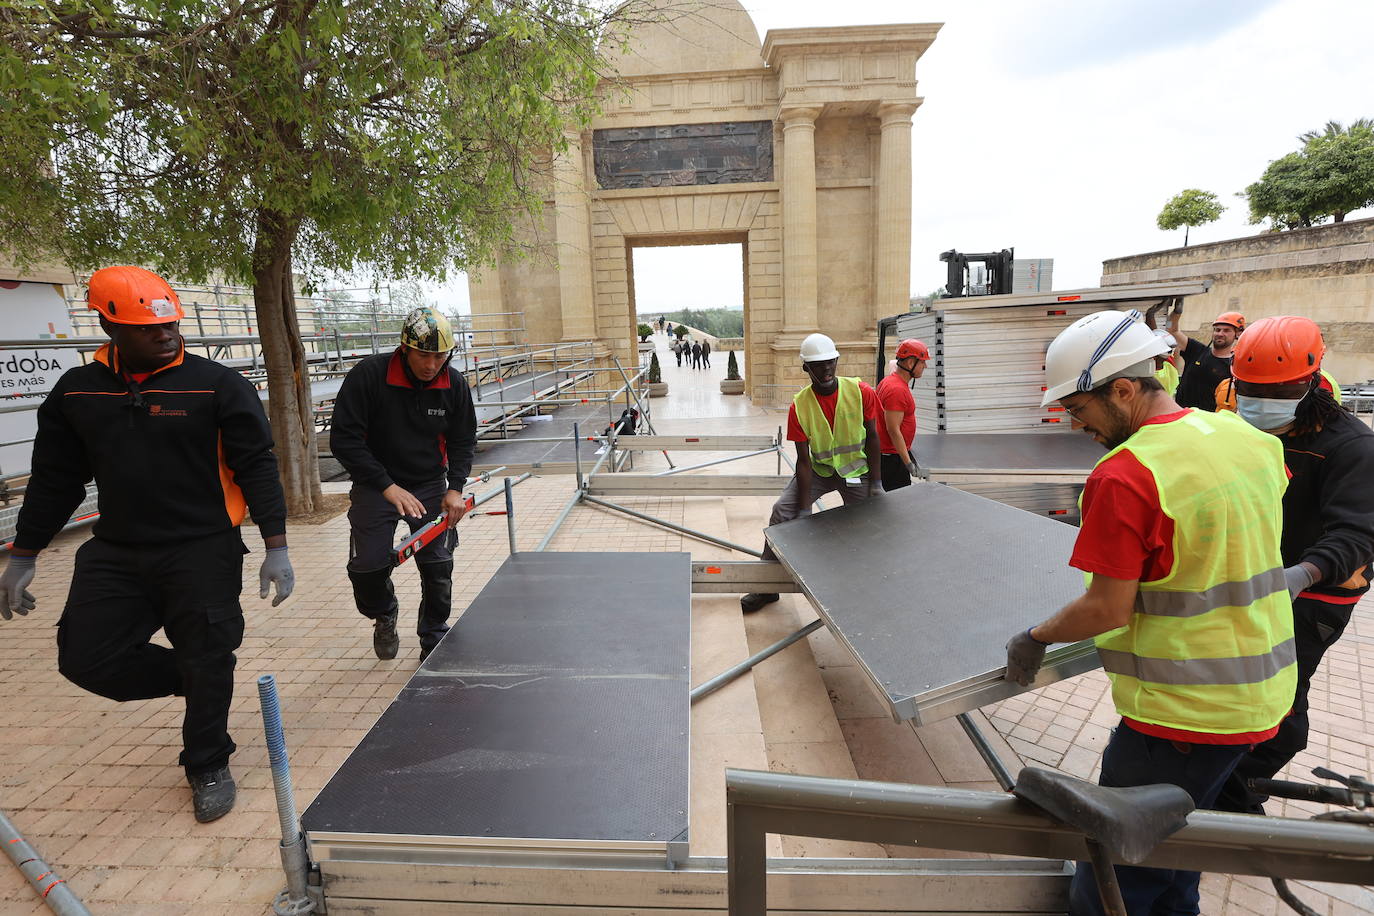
[257,674,316,915]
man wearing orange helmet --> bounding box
[0,266,293,823]
[1167,305,1244,411]
[1214,316,1374,816]
[876,338,928,490]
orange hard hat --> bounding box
[1232,315,1325,385]
[895,338,930,361]
[87,266,183,325]
[1213,311,1245,331]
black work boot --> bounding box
[416,559,453,664]
[740,592,780,613]
[349,567,400,660]
[188,765,236,823]
[373,613,400,660]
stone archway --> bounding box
[467,0,940,404]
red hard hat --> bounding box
[895,338,930,361]
[1213,311,1245,331]
[87,266,183,325]
[1232,316,1324,385]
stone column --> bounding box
[467,263,511,348]
[553,129,596,341]
[780,106,823,332]
[874,102,920,319]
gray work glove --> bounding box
[0,554,37,620]
[1283,564,1316,599]
[1005,628,1049,687]
[258,546,295,607]
[906,459,929,481]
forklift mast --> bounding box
[940,248,1015,298]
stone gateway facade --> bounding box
[467,0,939,404]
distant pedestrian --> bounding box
[691,341,702,369]
[673,339,683,367]
[701,340,712,368]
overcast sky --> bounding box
[432,0,1374,314]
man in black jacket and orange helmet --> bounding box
[0,265,294,823]
[1215,315,1374,814]
[330,307,477,663]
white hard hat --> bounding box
[800,333,840,362]
[1041,310,1170,407]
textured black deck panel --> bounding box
[301,552,691,842]
[764,484,1094,723]
[915,432,1102,473]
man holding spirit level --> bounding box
[331,307,477,662]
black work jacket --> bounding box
[16,344,286,549]
[1281,409,1374,602]
[329,349,477,493]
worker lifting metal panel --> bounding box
[764,483,1099,724]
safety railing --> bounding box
[724,768,1374,916]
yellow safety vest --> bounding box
[1090,409,1296,735]
[1155,361,1179,396]
[794,377,868,478]
[1320,369,1343,404]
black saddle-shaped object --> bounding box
[1013,766,1195,864]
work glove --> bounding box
[259,546,295,607]
[1004,628,1049,687]
[1283,564,1316,599]
[906,460,929,481]
[0,554,37,620]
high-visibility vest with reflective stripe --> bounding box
[794,378,868,478]
[1091,409,1296,735]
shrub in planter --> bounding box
[637,323,653,342]
[674,325,689,340]
[647,351,669,398]
[719,350,745,395]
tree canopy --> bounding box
[1244,119,1374,230]
[1156,189,1225,246]
[0,0,627,512]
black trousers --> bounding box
[58,529,246,775]
[1214,595,1355,813]
[880,453,912,491]
[347,480,456,652]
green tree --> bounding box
[1245,119,1374,230]
[725,350,740,381]
[1156,189,1225,246]
[0,0,623,514]
[637,323,653,341]
[647,350,661,384]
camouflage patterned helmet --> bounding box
[400,307,455,352]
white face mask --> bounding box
[1236,395,1300,432]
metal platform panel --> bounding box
[764,484,1099,725]
[302,551,691,865]
[915,432,1100,476]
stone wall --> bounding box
[1101,218,1374,383]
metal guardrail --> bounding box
[725,768,1374,915]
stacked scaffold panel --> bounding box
[894,282,1212,521]
[897,281,1212,434]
